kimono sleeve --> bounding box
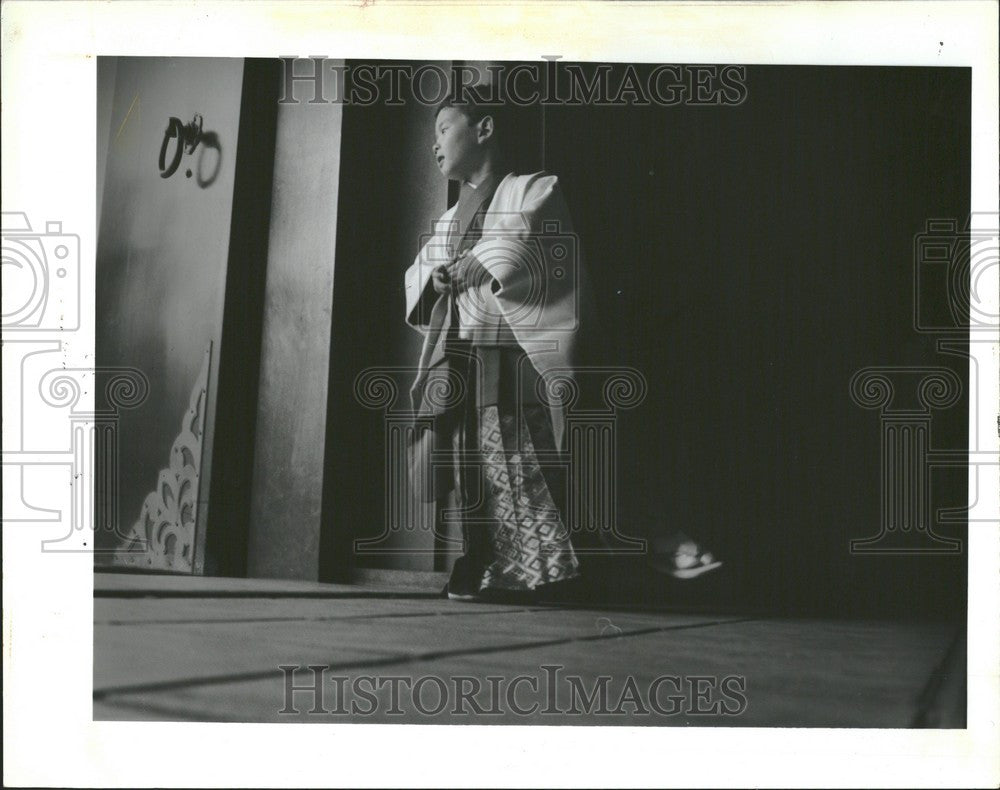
[404,206,458,329]
[469,173,580,337]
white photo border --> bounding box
[2,1,997,788]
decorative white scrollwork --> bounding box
[117,346,210,571]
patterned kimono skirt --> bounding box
[449,345,580,591]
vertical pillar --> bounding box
[246,63,344,579]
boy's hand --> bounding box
[431,265,452,295]
[447,252,491,293]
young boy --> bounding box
[404,95,583,601]
[405,93,722,602]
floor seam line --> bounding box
[95,607,539,627]
[93,617,756,700]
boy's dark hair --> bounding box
[435,85,513,148]
[435,82,541,173]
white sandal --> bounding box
[649,540,723,579]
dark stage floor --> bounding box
[93,572,965,726]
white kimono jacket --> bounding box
[404,171,583,452]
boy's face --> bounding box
[433,107,486,181]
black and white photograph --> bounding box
[3,2,998,787]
